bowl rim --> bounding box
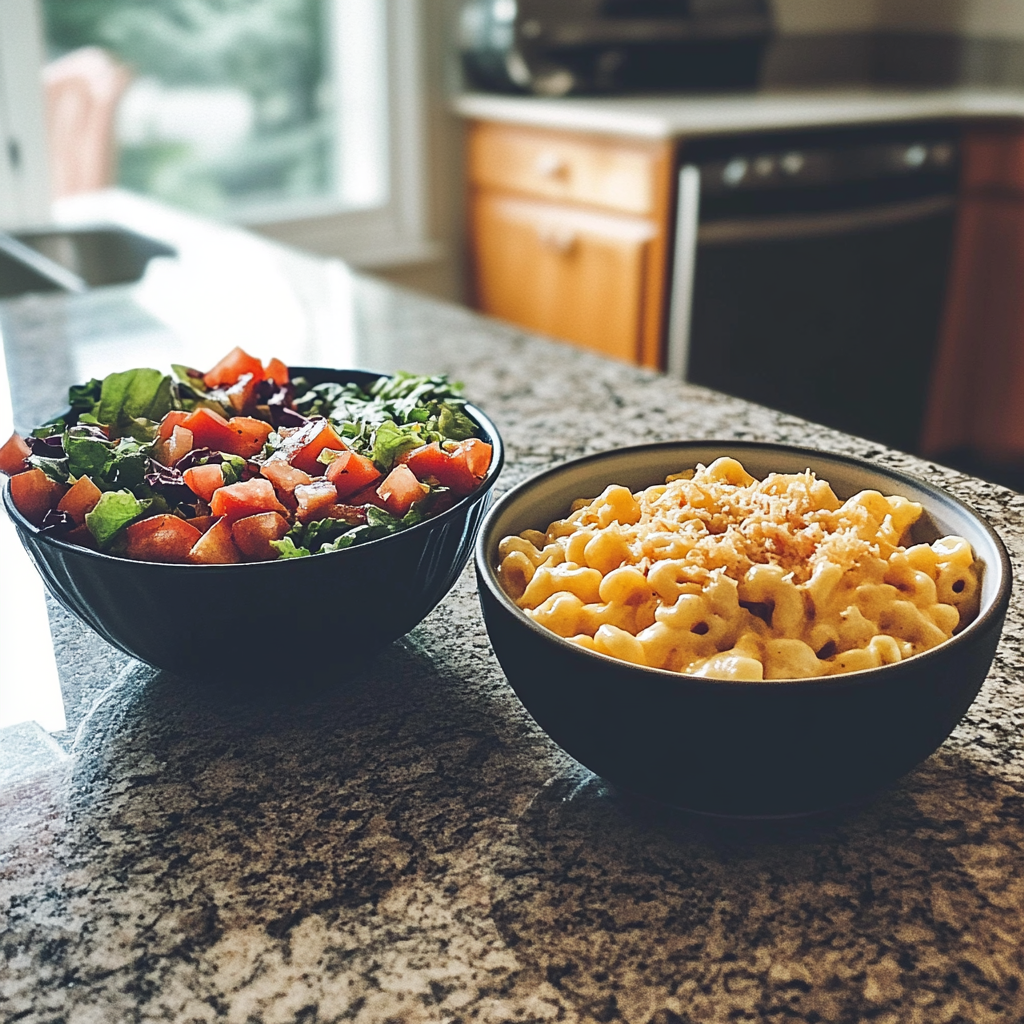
[2,366,505,569]
[475,439,1012,691]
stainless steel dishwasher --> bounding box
[667,124,960,454]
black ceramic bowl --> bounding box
[4,368,503,682]
[476,441,1011,817]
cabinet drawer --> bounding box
[470,193,655,362]
[468,121,659,216]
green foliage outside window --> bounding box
[42,0,334,216]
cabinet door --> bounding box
[923,126,1024,462]
[470,193,655,363]
[922,195,1024,459]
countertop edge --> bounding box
[454,88,1024,139]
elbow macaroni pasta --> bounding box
[496,458,981,681]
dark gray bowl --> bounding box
[4,368,503,682]
[476,441,1011,817]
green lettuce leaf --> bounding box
[31,420,65,439]
[171,364,208,394]
[27,454,69,483]
[219,454,247,486]
[68,379,102,416]
[399,505,426,529]
[106,437,154,490]
[285,517,352,553]
[96,368,173,431]
[118,416,161,443]
[65,432,113,480]
[372,420,422,470]
[365,506,398,529]
[437,403,478,441]
[85,490,150,547]
[320,535,356,553]
[270,537,310,559]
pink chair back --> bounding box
[44,47,132,198]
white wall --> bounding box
[773,0,1024,38]
[875,0,1024,39]
[772,0,877,34]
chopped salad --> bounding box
[0,347,493,563]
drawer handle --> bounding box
[539,226,578,254]
[535,152,569,179]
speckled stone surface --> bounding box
[2,266,1024,1023]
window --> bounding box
[0,0,431,267]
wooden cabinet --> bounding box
[922,125,1024,464]
[466,121,674,368]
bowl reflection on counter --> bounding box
[2,368,504,684]
[475,441,1011,818]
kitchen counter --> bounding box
[2,193,1024,1024]
[455,87,1024,139]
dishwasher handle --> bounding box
[697,193,956,246]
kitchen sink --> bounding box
[0,226,176,298]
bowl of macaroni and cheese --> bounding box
[475,442,1011,817]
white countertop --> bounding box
[455,88,1024,139]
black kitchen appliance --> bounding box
[667,124,960,454]
[459,0,772,96]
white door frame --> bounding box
[0,0,51,228]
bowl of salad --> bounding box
[1,347,503,681]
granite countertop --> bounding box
[2,195,1023,1023]
[454,87,1024,139]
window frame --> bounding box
[250,0,437,268]
[0,0,52,228]
[0,0,435,268]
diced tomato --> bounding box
[225,373,259,414]
[157,410,190,440]
[203,346,265,389]
[348,483,387,509]
[187,516,243,564]
[181,408,271,458]
[65,523,97,549]
[399,442,448,477]
[185,514,217,534]
[154,425,193,467]
[221,416,273,459]
[450,438,492,479]
[377,464,428,517]
[10,468,65,526]
[400,439,491,496]
[324,450,381,500]
[263,357,289,386]
[182,463,225,503]
[181,407,244,452]
[294,479,338,522]
[316,504,367,525]
[209,478,287,522]
[125,515,203,563]
[284,419,349,475]
[398,442,474,495]
[57,475,103,525]
[260,459,312,495]
[232,511,289,561]
[0,433,32,475]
